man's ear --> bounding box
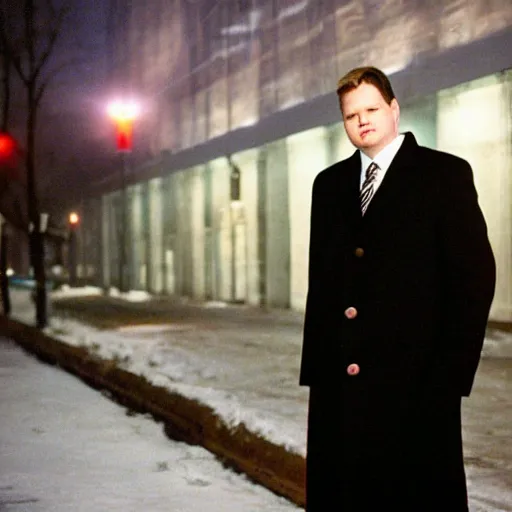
[391,98,400,125]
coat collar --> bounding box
[334,132,419,224]
[360,132,419,219]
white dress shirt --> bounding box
[359,134,405,195]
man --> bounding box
[300,67,496,511]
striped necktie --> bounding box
[360,162,379,215]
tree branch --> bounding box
[35,55,87,105]
[33,3,71,81]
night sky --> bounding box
[2,0,115,221]
[40,0,113,211]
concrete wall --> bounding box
[103,192,124,290]
[94,68,512,321]
[190,167,206,300]
[399,97,437,149]
[264,140,290,309]
[330,123,356,164]
[210,158,231,302]
[162,173,178,296]
[148,177,164,294]
[99,1,512,318]
[174,171,193,297]
[234,148,260,306]
[437,71,512,321]
[130,184,146,290]
[287,128,329,311]
[110,1,512,160]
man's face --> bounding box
[340,82,400,159]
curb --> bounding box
[0,316,305,508]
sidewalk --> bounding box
[8,288,512,511]
[0,338,299,512]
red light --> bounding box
[108,101,138,152]
[115,119,133,152]
[0,132,17,167]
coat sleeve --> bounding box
[431,157,496,396]
[299,174,327,386]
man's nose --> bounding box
[358,114,368,125]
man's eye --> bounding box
[346,114,355,120]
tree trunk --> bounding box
[0,222,11,315]
[26,83,47,328]
[1,54,11,131]
[31,230,47,327]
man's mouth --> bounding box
[360,129,374,138]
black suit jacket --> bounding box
[300,132,496,397]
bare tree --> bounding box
[0,40,11,131]
[0,0,73,327]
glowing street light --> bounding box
[107,101,140,152]
[107,100,140,292]
[107,100,139,120]
[68,211,79,226]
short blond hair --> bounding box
[337,66,396,105]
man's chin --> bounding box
[356,139,382,158]
[358,139,377,151]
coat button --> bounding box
[354,247,364,258]
[344,307,357,319]
[347,363,360,376]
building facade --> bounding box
[78,0,512,320]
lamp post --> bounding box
[68,211,79,286]
[107,101,139,293]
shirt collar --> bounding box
[360,133,405,174]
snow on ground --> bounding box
[51,285,151,303]
[0,338,300,512]
[13,287,310,455]
[8,286,512,511]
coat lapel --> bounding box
[362,132,419,220]
[339,150,362,223]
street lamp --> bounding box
[68,212,79,286]
[107,100,139,293]
[69,212,79,226]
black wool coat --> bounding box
[300,132,496,511]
